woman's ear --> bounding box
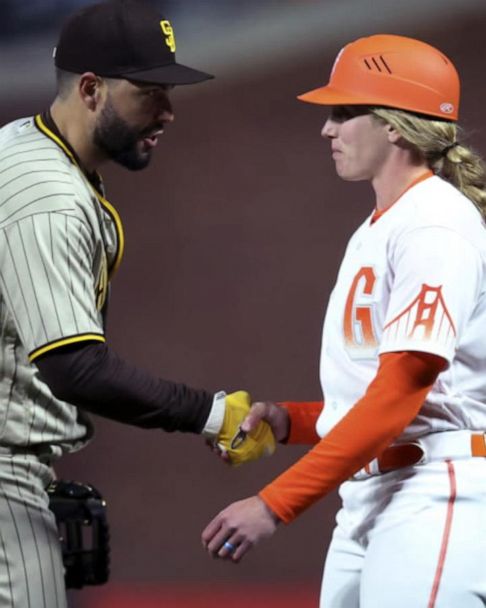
[386,123,401,144]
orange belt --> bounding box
[471,433,486,457]
[353,432,486,480]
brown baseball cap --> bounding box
[53,0,213,85]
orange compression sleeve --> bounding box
[259,351,446,524]
[279,401,323,445]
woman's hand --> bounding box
[242,401,290,443]
[202,495,280,562]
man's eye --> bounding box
[142,87,172,98]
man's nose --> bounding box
[155,91,174,123]
[160,108,174,123]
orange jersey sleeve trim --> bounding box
[259,351,446,524]
[279,401,323,445]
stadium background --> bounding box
[1,1,485,605]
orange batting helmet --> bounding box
[298,34,460,121]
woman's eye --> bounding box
[331,108,352,121]
[330,106,368,122]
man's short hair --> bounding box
[55,68,79,99]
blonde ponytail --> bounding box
[371,108,486,219]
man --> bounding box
[0,1,274,606]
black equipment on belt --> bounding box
[47,479,110,589]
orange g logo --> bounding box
[343,266,378,357]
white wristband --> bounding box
[202,391,226,439]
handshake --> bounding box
[206,391,278,466]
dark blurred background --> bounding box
[1,1,485,606]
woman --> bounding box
[202,34,486,607]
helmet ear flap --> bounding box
[298,34,460,122]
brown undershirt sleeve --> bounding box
[35,342,213,433]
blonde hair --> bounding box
[371,107,486,218]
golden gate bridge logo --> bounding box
[383,284,456,344]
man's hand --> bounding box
[202,496,279,562]
[216,392,276,466]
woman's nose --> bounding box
[321,117,336,139]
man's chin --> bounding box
[112,151,152,171]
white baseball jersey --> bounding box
[317,174,486,440]
[0,114,124,454]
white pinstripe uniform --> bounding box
[0,114,124,607]
[317,175,486,606]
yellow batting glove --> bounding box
[217,391,276,466]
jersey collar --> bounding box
[34,111,125,279]
[35,110,104,195]
[371,170,434,224]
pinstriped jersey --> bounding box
[317,175,486,441]
[0,114,124,454]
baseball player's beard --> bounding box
[93,99,155,171]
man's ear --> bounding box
[78,72,103,110]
